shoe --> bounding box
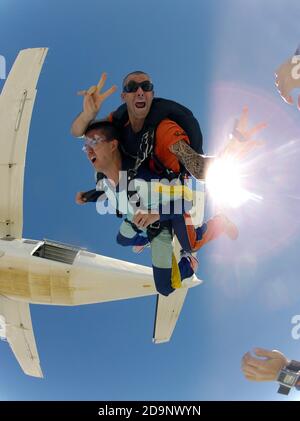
[132,242,151,254]
[217,214,239,240]
[180,250,199,273]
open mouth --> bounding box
[135,101,146,109]
[90,156,97,164]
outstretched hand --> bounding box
[220,107,266,161]
[75,191,87,205]
[77,72,117,121]
[241,348,289,382]
[275,54,300,108]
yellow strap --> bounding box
[154,183,194,202]
[171,253,182,289]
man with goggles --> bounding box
[77,120,239,297]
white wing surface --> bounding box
[0,48,48,239]
[0,295,42,377]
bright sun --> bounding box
[206,157,259,208]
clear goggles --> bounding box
[82,135,107,153]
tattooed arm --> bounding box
[170,108,266,180]
[170,140,214,180]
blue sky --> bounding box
[0,0,300,401]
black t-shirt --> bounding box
[119,124,142,159]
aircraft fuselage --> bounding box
[0,238,156,306]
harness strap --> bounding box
[146,220,172,242]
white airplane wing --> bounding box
[0,48,48,240]
[152,288,189,344]
[0,295,43,377]
[153,207,204,344]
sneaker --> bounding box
[180,250,199,273]
[132,242,151,254]
[217,214,239,240]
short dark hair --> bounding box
[84,120,120,141]
[122,70,151,89]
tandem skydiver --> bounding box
[71,71,265,296]
[79,119,239,296]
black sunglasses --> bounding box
[123,80,154,93]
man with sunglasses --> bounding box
[73,71,193,181]
[72,71,265,185]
